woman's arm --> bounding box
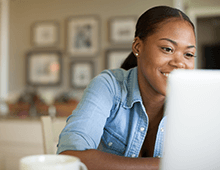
[60,149,160,170]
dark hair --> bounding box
[121,5,195,70]
[120,52,137,70]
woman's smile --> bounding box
[162,73,169,78]
[135,19,196,96]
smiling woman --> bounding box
[133,19,196,97]
[57,6,196,170]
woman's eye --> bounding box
[184,53,196,58]
[161,47,173,53]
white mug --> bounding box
[19,154,87,170]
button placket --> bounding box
[125,108,149,158]
[108,142,113,146]
[140,127,145,132]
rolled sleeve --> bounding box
[57,70,118,154]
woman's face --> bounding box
[133,19,196,96]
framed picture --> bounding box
[105,49,131,69]
[26,51,62,86]
[109,16,137,44]
[70,59,95,89]
[66,15,99,57]
[31,21,59,47]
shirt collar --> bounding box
[123,67,142,109]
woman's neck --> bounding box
[142,94,164,120]
[139,81,165,121]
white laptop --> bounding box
[160,69,220,170]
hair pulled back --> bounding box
[120,5,195,70]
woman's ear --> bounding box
[132,37,142,58]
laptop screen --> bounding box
[160,69,220,170]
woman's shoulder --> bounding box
[87,67,137,97]
[99,67,137,83]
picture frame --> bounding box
[105,49,131,69]
[66,15,100,57]
[26,51,62,86]
[109,16,137,44]
[70,59,95,89]
[31,21,59,47]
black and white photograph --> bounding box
[70,60,94,88]
[31,21,59,47]
[109,16,136,44]
[67,16,99,56]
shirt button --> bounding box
[160,128,164,132]
[131,154,136,158]
[140,127,145,131]
[108,142,113,146]
[157,155,161,158]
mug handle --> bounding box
[79,162,88,170]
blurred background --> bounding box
[0,0,220,118]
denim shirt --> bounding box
[57,67,166,158]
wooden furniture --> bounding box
[8,99,79,118]
[0,117,66,170]
[40,116,66,154]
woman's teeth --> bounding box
[163,73,169,77]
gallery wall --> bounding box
[8,0,220,100]
[9,0,173,99]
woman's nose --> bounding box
[168,53,185,69]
